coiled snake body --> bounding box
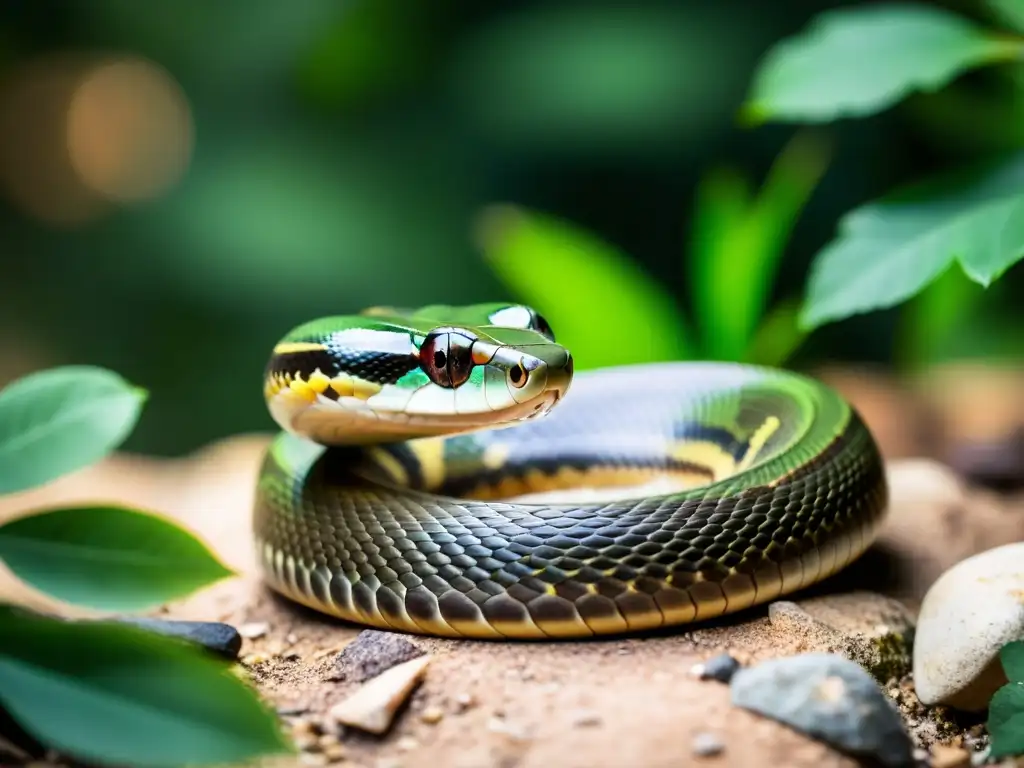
[253,303,888,639]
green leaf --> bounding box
[988,681,1024,758]
[987,0,1024,34]
[476,205,691,368]
[0,505,234,611]
[689,132,828,360]
[1002,640,1024,683]
[0,604,291,768]
[689,167,753,359]
[743,3,1024,124]
[744,298,809,367]
[0,366,147,495]
[800,152,1024,329]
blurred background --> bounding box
[0,0,1022,457]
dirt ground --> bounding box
[2,362,1024,768]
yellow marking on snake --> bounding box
[330,375,354,397]
[273,342,328,354]
[669,440,736,480]
[352,378,382,400]
[410,439,447,489]
[738,415,782,472]
[464,465,713,501]
[365,447,411,486]
[288,375,318,402]
[307,369,331,394]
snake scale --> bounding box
[252,303,888,639]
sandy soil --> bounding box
[2,363,1024,768]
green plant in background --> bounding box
[481,1,1024,373]
[0,366,290,767]
[744,0,1024,368]
[476,130,830,371]
[987,640,1024,758]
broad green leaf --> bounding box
[1002,640,1024,683]
[0,366,146,495]
[0,505,234,611]
[477,205,691,369]
[744,3,1024,124]
[690,132,828,360]
[0,604,291,768]
[988,681,1024,758]
[800,153,1024,329]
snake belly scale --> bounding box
[253,303,888,639]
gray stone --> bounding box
[119,617,242,659]
[730,653,914,768]
[692,731,725,757]
[330,629,425,683]
[699,653,741,683]
[913,542,1024,711]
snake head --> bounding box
[263,304,573,445]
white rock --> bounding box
[328,655,431,734]
[912,542,1024,711]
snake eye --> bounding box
[420,331,474,388]
[508,363,528,389]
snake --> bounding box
[252,303,888,639]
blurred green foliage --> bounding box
[478,131,828,369]
[0,0,1022,457]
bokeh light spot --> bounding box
[67,58,193,203]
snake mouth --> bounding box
[270,383,566,445]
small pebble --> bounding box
[264,640,286,656]
[488,717,529,741]
[117,618,242,660]
[329,655,431,734]
[454,693,476,713]
[237,621,270,639]
[317,734,342,752]
[569,708,601,727]
[291,719,320,739]
[947,427,1024,491]
[331,630,425,683]
[286,632,298,644]
[698,653,741,683]
[913,542,1024,711]
[692,731,724,757]
[323,742,347,762]
[420,706,445,725]
[396,736,418,752]
[730,653,914,767]
[277,704,309,717]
